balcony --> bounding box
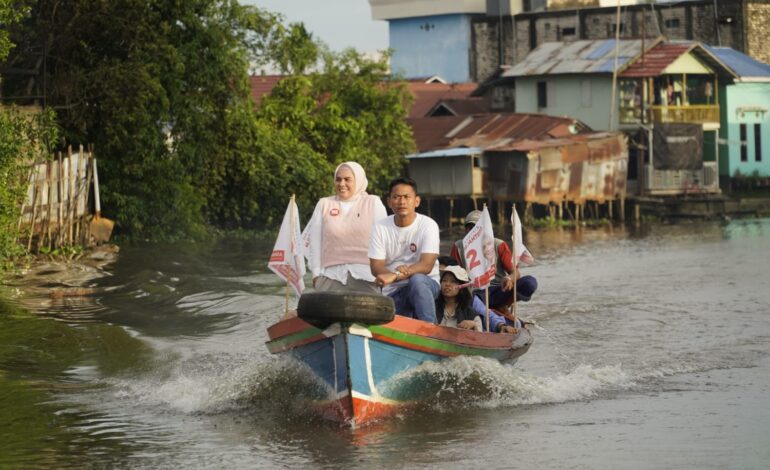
[619,105,720,126]
[641,161,720,196]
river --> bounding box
[1,219,769,469]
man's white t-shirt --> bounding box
[368,213,440,295]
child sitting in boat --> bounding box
[436,266,483,331]
[438,258,518,334]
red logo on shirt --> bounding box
[330,208,340,216]
[409,243,417,253]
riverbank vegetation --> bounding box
[1,4,59,268]
[0,1,414,250]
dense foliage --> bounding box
[0,2,57,266]
[1,0,414,240]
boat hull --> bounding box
[266,315,532,426]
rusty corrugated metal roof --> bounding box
[619,41,737,78]
[619,43,694,77]
[408,113,592,153]
[407,115,468,152]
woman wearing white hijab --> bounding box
[303,162,387,292]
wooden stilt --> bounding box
[565,201,575,223]
[620,196,626,221]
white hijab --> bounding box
[334,161,369,198]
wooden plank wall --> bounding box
[17,145,95,252]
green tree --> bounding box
[2,1,414,238]
[253,47,414,222]
[0,2,41,266]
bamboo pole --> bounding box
[74,148,86,242]
[63,150,71,245]
[44,161,53,250]
[57,151,63,246]
[82,152,94,246]
[27,167,40,252]
[17,165,35,235]
[67,146,75,245]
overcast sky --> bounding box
[247,0,389,53]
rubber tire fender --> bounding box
[297,291,395,328]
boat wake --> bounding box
[381,356,633,411]
[98,344,755,426]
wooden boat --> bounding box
[265,292,533,427]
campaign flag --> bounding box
[511,205,534,267]
[461,206,497,289]
[268,197,306,296]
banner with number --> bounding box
[461,206,497,289]
[268,197,305,296]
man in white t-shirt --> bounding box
[369,178,441,323]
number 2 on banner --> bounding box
[466,249,481,271]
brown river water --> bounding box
[1,219,769,469]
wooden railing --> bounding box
[619,105,720,125]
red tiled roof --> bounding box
[619,43,693,77]
[406,82,479,118]
[249,75,284,106]
[427,98,490,117]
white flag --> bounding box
[268,197,305,296]
[461,206,497,289]
[511,206,534,267]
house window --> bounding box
[610,23,624,34]
[537,81,547,108]
[581,79,591,108]
[664,18,680,29]
[562,27,576,36]
[755,123,762,162]
[740,124,748,162]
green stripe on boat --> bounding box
[267,326,324,351]
[369,325,499,357]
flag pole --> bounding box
[511,203,518,326]
[483,203,490,332]
[285,194,296,317]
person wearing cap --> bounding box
[450,209,538,310]
[436,265,483,331]
[369,177,441,323]
[304,161,387,293]
[438,260,519,333]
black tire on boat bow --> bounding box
[297,291,395,328]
